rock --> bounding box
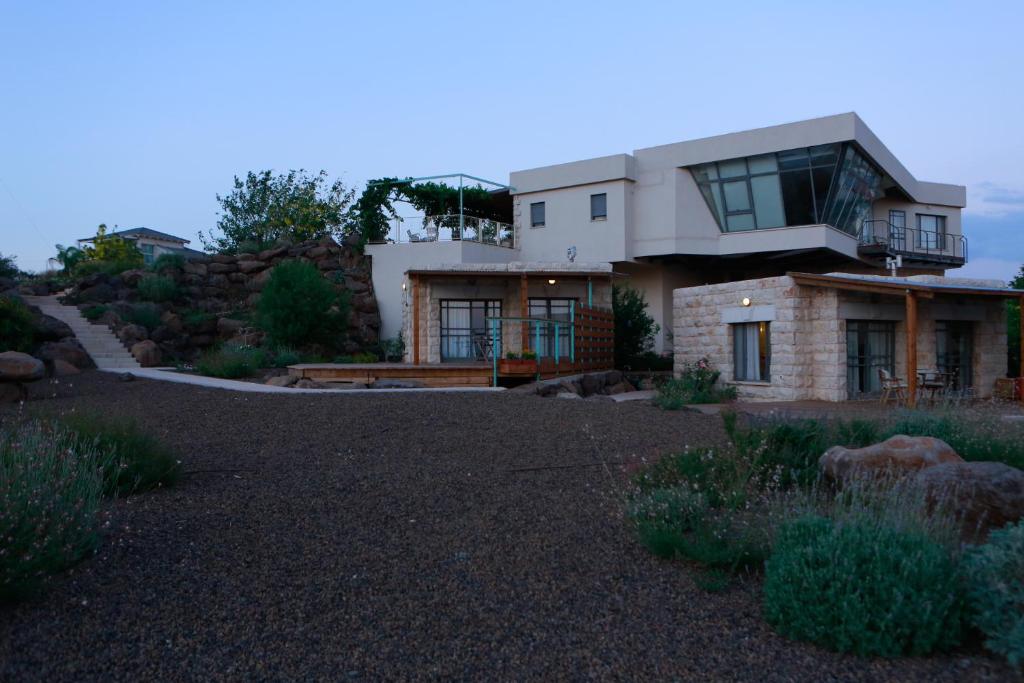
[352,293,377,314]
[33,313,74,341]
[559,379,583,396]
[555,392,581,400]
[605,381,632,395]
[916,462,1024,540]
[161,311,183,333]
[0,383,27,402]
[210,254,236,264]
[119,372,135,382]
[118,324,148,345]
[238,259,268,274]
[35,340,95,369]
[0,351,45,381]
[329,382,368,390]
[580,374,604,396]
[183,261,208,277]
[295,379,327,389]
[247,268,274,292]
[306,246,329,259]
[119,269,148,286]
[344,278,369,294]
[819,435,964,484]
[258,246,288,261]
[207,262,237,275]
[216,317,245,337]
[370,379,424,389]
[78,282,117,303]
[189,334,215,347]
[266,374,299,387]
[51,359,81,376]
[603,370,623,386]
[98,309,123,327]
[150,325,176,343]
[130,340,162,367]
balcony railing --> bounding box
[858,220,967,263]
[374,215,516,248]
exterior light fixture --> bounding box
[741,297,751,307]
[401,282,407,291]
[548,278,557,285]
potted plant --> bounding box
[499,350,538,375]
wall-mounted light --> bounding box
[401,282,407,291]
[741,297,751,307]
[548,278,557,285]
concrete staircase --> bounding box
[24,295,142,370]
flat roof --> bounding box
[788,271,1024,298]
[406,261,615,278]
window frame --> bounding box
[915,213,947,250]
[590,193,607,221]
[529,201,546,228]
[732,321,771,383]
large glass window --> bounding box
[733,322,770,382]
[440,300,502,361]
[691,142,882,235]
[528,298,575,359]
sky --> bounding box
[1,1,1022,281]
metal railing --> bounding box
[858,220,968,262]
[379,215,516,248]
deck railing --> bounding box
[376,215,516,248]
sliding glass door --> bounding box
[936,321,973,389]
[439,300,501,361]
[846,320,895,397]
[527,298,575,358]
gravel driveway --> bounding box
[0,373,1010,681]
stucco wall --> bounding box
[673,276,1008,401]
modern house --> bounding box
[364,113,1019,397]
[78,227,203,266]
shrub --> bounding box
[195,344,266,378]
[257,260,349,349]
[883,412,1024,470]
[271,346,303,368]
[963,521,1024,669]
[136,274,178,302]
[332,352,378,364]
[0,252,19,279]
[621,351,673,372]
[81,304,110,321]
[629,487,708,557]
[181,309,215,328]
[149,253,185,272]
[379,335,405,362]
[763,511,964,657]
[122,303,163,331]
[655,358,737,409]
[0,296,35,352]
[61,414,180,496]
[72,258,141,278]
[613,285,659,367]
[0,421,108,602]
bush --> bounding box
[0,421,108,602]
[195,344,266,378]
[181,309,215,328]
[0,252,19,279]
[0,296,36,352]
[883,412,1024,470]
[963,521,1024,669]
[72,258,142,278]
[655,358,737,409]
[613,285,659,367]
[61,414,180,496]
[271,346,303,368]
[81,304,110,321]
[149,253,185,272]
[136,274,178,303]
[122,303,163,331]
[332,352,378,364]
[257,260,349,349]
[621,351,673,372]
[629,487,708,556]
[763,512,964,657]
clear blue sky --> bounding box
[2,1,1022,280]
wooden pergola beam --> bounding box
[906,290,918,408]
[412,275,421,365]
[520,273,529,353]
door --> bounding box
[936,321,973,389]
[439,300,501,361]
[846,320,896,397]
[528,298,575,359]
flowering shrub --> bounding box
[0,421,109,602]
[963,521,1024,669]
[655,358,737,409]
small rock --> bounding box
[370,379,424,389]
[819,435,964,484]
[35,340,95,369]
[295,379,327,389]
[266,375,299,387]
[118,323,149,345]
[51,359,81,376]
[119,372,135,382]
[555,392,581,400]
[580,374,604,397]
[130,340,162,367]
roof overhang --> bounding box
[405,262,616,278]
[788,271,1023,298]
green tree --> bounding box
[84,224,144,266]
[257,260,350,349]
[54,244,86,271]
[1009,265,1024,377]
[0,253,19,279]
[613,284,659,367]
[202,170,355,253]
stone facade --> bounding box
[673,274,1009,401]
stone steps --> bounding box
[23,295,142,370]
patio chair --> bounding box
[406,230,421,243]
[918,370,947,406]
[878,368,907,406]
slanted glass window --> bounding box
[590,193,607,220]
[916,214,946,249]
[733,322,770,382]
[689,142,882,235]
[530,202,546,228]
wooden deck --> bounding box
[289,360,615,388]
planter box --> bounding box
[498,359,537,376]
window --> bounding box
[888,209,906,228]
[690,142,882,235]
[733,322,770,382]
[530,202,546,228]
[528,298,575,359]
[139,243,155,265]
[590,193,607,220]
[846,320,895,397]
[936,321,973,389]
[916,214,947,250]
[440,300,502,361]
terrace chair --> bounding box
[878,368,907,406]
[918,370,947,406]
[406,230,421,243]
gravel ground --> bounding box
[0,372,1012,681]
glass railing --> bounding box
[376,215,516,248]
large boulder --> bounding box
[819,435,964,484]
[580,373,604,397]
[78,282,117,303]
[916,461,1024,540]
[216,317,245,338]
[33,313,73,341]
[0,351,45,382]
[130,340,162,367]
[50,359,81,376]
[118,323,148,345]
[35,340,95,369]
[266,374,299,388]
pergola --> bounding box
[789,272,1024,407]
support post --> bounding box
[412,275,421,365]
[458,174,464,237]
[492,317,498,388]
[905,290,918,408]
[554,323,560,365]
[520,274,529,353]
[569,301,575,365]
[587,277,593,307]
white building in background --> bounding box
[77,227,203,266]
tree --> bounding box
[202,170,356,253]
[613,285,660,367]
[0,253,18,279]
[54,244,86,271]
[1009,265,1024,377]
[257,260,350,350]
[86,224,143,265]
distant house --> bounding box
[77,227,204,266]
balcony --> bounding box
[857,219,967,265]
[371,215,516,248]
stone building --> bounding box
[673,272,1018,402]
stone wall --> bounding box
[673,275,1008,402]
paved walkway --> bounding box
[100,368,505,394]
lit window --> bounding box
[733,321,770,382]
[530,202,545,228]
[590,193,607,220]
